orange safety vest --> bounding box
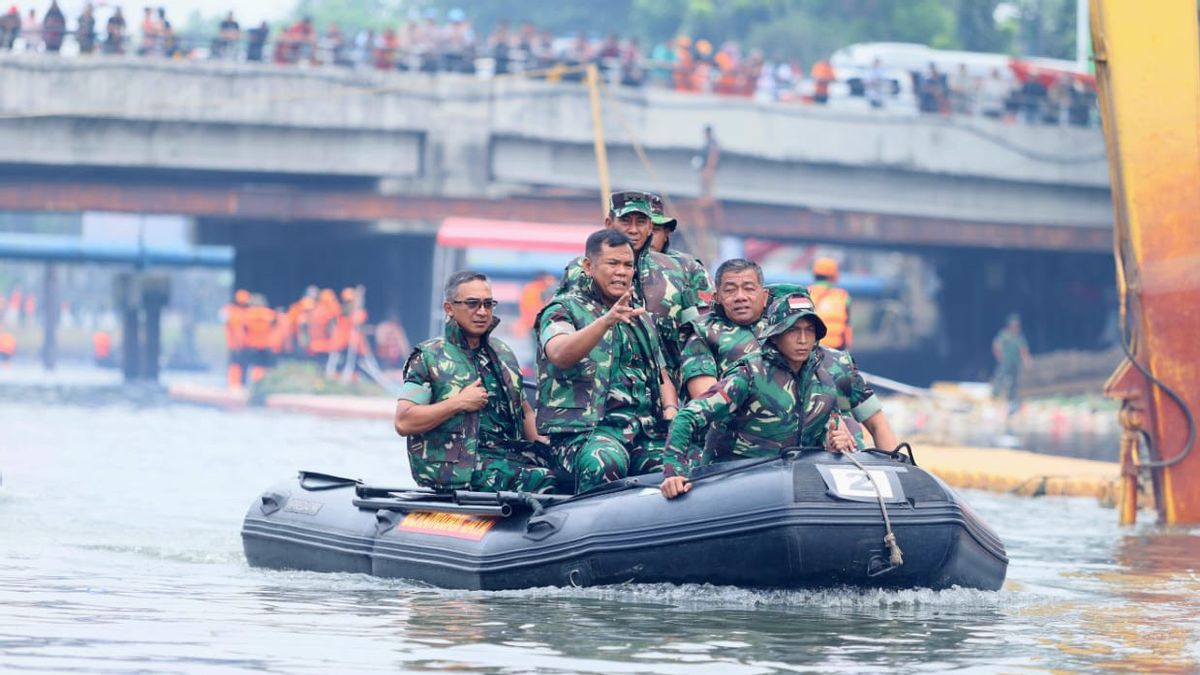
[92,331,112,359]
[0,331,15,356]
[224,303,247,350]
[809,283,851,350]
[242,306,276,350]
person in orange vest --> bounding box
[92,330,115,367]
[242,294,277,383]
[0,329,15,362]
[810,59,834,104]
[373,314,411,370]
[808,257,852,350]
[330,287,369,372]
[222,288,251,388]
[306,288,340,367]
[22,292,36,325]
[269,305,292,360]
[286,286,318,358]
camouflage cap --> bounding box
[609,190,654,219]
[758,291,827,341]
[648,193,678,230]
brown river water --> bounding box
[1,368,1198,673]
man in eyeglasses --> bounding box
[536,229,680,493]
[394,270,556,494]
[647,194,715,308]
[556,190,703,386]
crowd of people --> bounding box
[391,189,890,497]
[221,285,409,389]
[0,3,1098,124]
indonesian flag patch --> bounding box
[788,295,814,310]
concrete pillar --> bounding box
[40,262,59,370]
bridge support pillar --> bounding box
[113,272,171,383]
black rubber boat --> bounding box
[241,449,1008,591]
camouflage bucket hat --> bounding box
[759,291,827,341]
[609,190,654,219]
[648,193,678,230]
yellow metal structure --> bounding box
[585,64,612,216]
[1091,0,1200,523]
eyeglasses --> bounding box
[450,298,499,310]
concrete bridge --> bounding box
[0,55,1116,380]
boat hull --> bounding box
[242,453,1008,591]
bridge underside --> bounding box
[0,171,1115,383]
[0,174,1110,253]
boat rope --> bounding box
[842,450,904,568]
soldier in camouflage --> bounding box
[536,229,680,494]
[678,258,821,459]
[395,271,556,494]
[556,191,702,385]
[647,193,716,309]
[660,291,899,499]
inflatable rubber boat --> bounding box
[242,448,1008,591]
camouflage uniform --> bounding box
[679,284,855,460]
[398,317,555,493]
[557,246,700,384]
[536,279,668,493]
[648,193,715,309]
[680,283,809,384]
[662,293,882,478]
[665,248,715,308]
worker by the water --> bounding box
[536,229,680,494]
[660,291,899,499]
[992,312,1032,418]
[222,288,250,389]
[647,193,715,308]
[241,294,277,383]
[395,270,556,494]
[808,256,852,350]
[556,190,703,384]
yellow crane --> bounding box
[1092,0,1200,524]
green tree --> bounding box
[955,0,1012,52]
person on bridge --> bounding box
[92,330,115,367]
[395,270,556,494]
[660,292,898,499]
[555,191,703,386]
[808,257,852,351]
[0,329,15,363]
[648,193,715,309]
[536,229,680,494]
[222,289,250,389]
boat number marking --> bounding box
[397,512,497,540]
[283,499,323,516]
[827,466,895,499]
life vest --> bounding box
[534,283,664,436]
[809,284,851,350]
[404,318,525,491]
[223,303,247,350]
[92,331,112,359]
[242,306,276,350]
